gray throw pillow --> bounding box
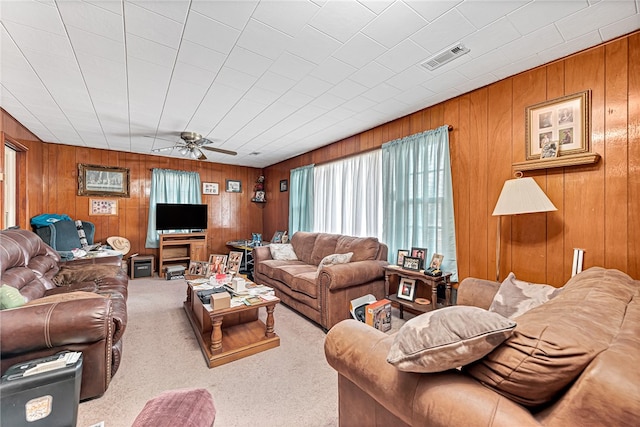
[317,252,353,274]
[489,272,562,319]
[269,244,298,261]
[387,306,516,373]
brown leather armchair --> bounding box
[0,228,128,400]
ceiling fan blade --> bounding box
[152,145,181,153]
[201,146,238,156]
[195,137,214,146]
[198,151,207,160]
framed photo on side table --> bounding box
[525,90,590,160]
[397,249,409,267]
[402,256,422,271]
[397,277,416,301]
[208,254,228,275]
[410,247,427,269]
[227,251,243,274]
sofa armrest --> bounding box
[320,260,387,291]
[325,319,540,427]
[252,245,273,264]
[457,277,501,309]
[0,296,112,355]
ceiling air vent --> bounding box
[421,43,470,71]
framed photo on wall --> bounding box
[202,182,219,195]
[280,179,288,192]
[525,90,590,160]
[78,164,130,197]
[226,179,242,193]
[397,277,416,301]
[89,198,118,215]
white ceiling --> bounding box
[1,0,638,168]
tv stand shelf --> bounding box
[158,233,206,277]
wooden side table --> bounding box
[384,266,452,318]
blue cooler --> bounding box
[1,352,83,427]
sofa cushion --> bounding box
[0,284,27,309]
[317,252,353,274]
[290,232,318,265]
[335,236,380,261]
[290,272,319,298]
[255,259,305,278]
[270,264,317,289]
[310,234,341,265]
[269,243,298,261]
[467,267,637,407]
[489,272,562,319]
[387,306,516,373]
[24,290,104,306]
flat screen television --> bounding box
[156,203,208,231]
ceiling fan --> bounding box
[150,132,237,160]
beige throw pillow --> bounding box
[317,252,353,274]
[387,306,516,373]
[489,272,562,319]
[269,243,299,261]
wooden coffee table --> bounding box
[183,282,280,368]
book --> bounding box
[365,299,392,332]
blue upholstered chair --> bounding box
[34,220,95,251]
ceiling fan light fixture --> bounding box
[190,148,202,159]
[179,147,189,156]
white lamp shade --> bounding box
[492,177,557,216]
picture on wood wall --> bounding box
[89,198,118,216]
[525,90,590,160]
[78,164,130,197]
[202,182,219,195]
[226,179,242,193]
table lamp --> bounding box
[492,172,557,281]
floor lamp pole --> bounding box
[496,215,502,282]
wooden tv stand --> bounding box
[158,232,206,277]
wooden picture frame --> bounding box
[227,251,243,274]
[78,163,130,197]
[271,231,285,243]
[202,182,219,195]
[397,277,416,301]
[402,256,422,271]
[428,253,444,270]
[89,198,118,216]
[280,179,288,192]
[525,90,590,160]
[397,249,409,267]
[208,254,228,275]
[410,247,427,269]
[188,261,211,277]
[225,179,242,193]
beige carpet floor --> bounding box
[77,277,410,427]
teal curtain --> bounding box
[382,126,458,281]
[289,164,314,237]
[145,169,202,248]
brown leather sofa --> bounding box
[0,228,128,400]
[253,232,388,330]
[325,267,640,426]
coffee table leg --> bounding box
[210,315,223,353]
[265,304,276,338]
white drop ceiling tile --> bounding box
[394,84,435,105]
[361,1,427,48]
[125,2,183,49]
[189,83,245,130]
[286,25,342,64]
[222,99,269,128]
[331,33,387,68]
[191,0,257,30]
[255,71,297,94]
[0,0,66,36]
[309,0,376,42]
[127,57,173,86]
[357,0,395,15]
[456,73,499,95]
[161,79,210,124]
[456,1,529,29]
[535,31,602,66]
[277,90,314,108]
[130,0,190,24]
[492,53,541,81]
[555,0,638,41]
[327,78,369,99]
[67,26,125,63]
[370,97,408,113]
[462,18,521,57]
[361,82,401,103]
[421,70,468,92]
[84,1,123,15]
[177,40,228,72]
[507,0,588,36]
[243,85,281,105]
[236,19,293,60]
[375,39,429,73]
[405,0,461,22]
[252,0,320,37]
[183,11,240,55]
[75,54,127,100]
[456,50,512,80]
[216,66,259,92]
[2,21,74,58]
[338,96,377,113]
[310,57,357,84]
[269,52,316,81]
[411,8,476,54]
[310,92,347,110]
[292,75,333,97]
[349,61,395,88]
[173,61,217,87]
[502,24,564,63]
[126,34,177,68]
[57,0,123,42]
[225,47,273,77]
[385,66,430,91]
[599,13,640,42]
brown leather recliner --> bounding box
[0,228,128,400]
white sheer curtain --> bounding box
[313,150,382,239]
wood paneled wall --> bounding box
[1,109,263,263]
[263,31,640,286]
